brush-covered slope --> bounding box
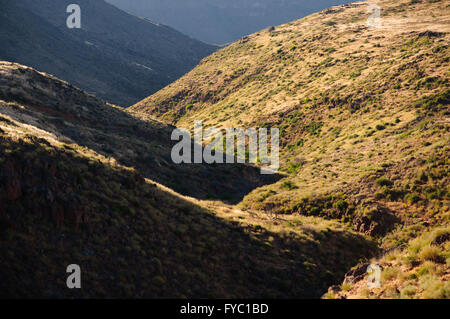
[0,61,376,298]
[131,0,449,298]
[131,0,449,229]
[0,61,278,203]
[324,225,450,299]
[0,0,216,106]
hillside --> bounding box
[325,225,450,298]
[105,0,355,44]
[0,0,216,106]
[0,61,379,298]
[130,0,450,298]
[0,62,282,203]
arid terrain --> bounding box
[0,0,449,298]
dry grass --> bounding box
[325,226,450,299]
[130,0,449,225]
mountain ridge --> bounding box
[105,0,358,44]
[0,61,279,202]
[0,0,217,106]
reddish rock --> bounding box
[6,178,22,201]
[51,203,65,227]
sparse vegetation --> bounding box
[129,0,449,299]
[0,61,375,298]
[1,0,449,299]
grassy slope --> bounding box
[130,0,450,298]
[0,62,280,203]
[324,225,450,299]
[0,62,376,298]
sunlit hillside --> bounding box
[130,0,449,298]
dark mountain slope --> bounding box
[0,61,278,202]
[0,0,217,106]
[106,0,356,44]
[0,61,376,298]
[0,129,375,298]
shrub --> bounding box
[416,170,428,183]
[419,245,443,263]
[258,189,276,202]
[333,199,348,212]
[376,176,392,187]
[420,275,450,299]
[404,193,421,204]
[413,89,450,111]
[341,283,352,291]
[281,180,298,190]
[382,267,400,281]
[324,21,337,26]
[151,276,166,287]
[416,261,435,277]
[309,206,321,215]
[401,285,417,298]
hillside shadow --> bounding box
[0,134,377,298]
[0,94,282,204]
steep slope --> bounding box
[0,0,216,106]
[106,0,356,44]
[325,225,450,299]
[131,0,449,298]
[0,61,278,203]
[0,61,376,298]
[131,0,449,223]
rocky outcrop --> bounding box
[0,143,90,229]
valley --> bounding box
[0,61,374,298]
[0,0,449,299]
[130,0,450,298]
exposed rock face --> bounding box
[343,262,370,284]
[2,160,22,201]
[0,154,86,228]
[351,206,400,237]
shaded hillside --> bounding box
[0,0,216,106]
[0,130,376,298]
[130,0,449,298]
[0,61,376,298]
[106,0,356,44]
[0,61,279,203]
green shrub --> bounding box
[376,176,392,187]
[333,199,349,212]
[419,245,443,263]
[281,180,299,190]
[404,193,421,204]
